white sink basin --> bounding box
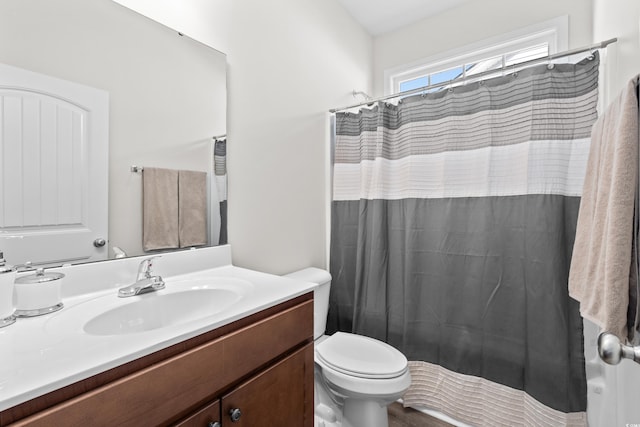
[84,288,241,336]
[45,277,254,337]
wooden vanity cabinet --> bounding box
[2,293,314,427]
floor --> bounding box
[388,402,454,427]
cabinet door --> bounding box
[174,400,220,427]
[221,344,313,427]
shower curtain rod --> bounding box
[329,37,618,113]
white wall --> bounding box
[592,0,640,105]
[372,0,593,96]
[225,0,372,273]
[111,0,232,55]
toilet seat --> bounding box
[315,332,408,379]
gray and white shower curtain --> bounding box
[329,55,599,426]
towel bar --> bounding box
[597,332,640,365]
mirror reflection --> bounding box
[0,0,227,266]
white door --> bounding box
[0,63,109,266]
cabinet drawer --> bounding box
[11,299,313,427]
[174,400,220,427]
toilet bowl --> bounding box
[285,268,411,427]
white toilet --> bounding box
[285,268,411,427]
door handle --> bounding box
[598,332,640,365]
[93,238,106,247]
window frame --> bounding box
[384,16,569,95]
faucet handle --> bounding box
[138,256,161,279]
[14,261,34,272]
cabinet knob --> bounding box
[208,422,221,427]
[229,408,242,422]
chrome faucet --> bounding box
[118,256,165,297]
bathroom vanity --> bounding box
[0,246,315,426]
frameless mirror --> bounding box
[0,0,227,266]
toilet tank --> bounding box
[284,267,331,340]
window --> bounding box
[386,16,568,95]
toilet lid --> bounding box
[316,332,408,379]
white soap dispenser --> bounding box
[0,251,17,328]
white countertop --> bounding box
[0,246,316,412]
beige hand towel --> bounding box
[568,77,639,340]
[178,170,208,248]
[143,167,179,251]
